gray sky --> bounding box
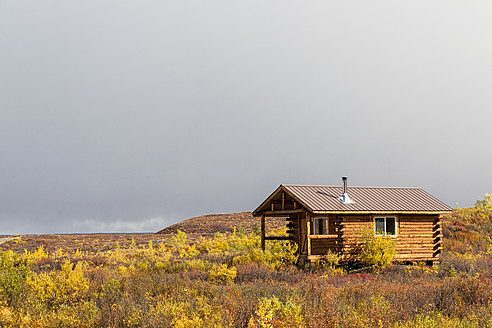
[1,1,491,234]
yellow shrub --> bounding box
[179,244,200,259]
[248,296,305,328]
[45,301,100,328]
[0,301,33,327]
[0,250,31,307]
[208,264,237,284]
[406,262,439,275]
[170,230,189,253]
[358,226,396,271]
[27,260,89,307]
[267,240,298,268]
[183,259,211,271]
[148,295,225,328]
[54,248,65,259]
[315,250,344,276]
[23,246,48,263]
[395,311,480,328]
[107,243,130,265]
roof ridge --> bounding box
[282,184,420,189]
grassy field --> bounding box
[1,197,492,327]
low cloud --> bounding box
[72,216,169,233]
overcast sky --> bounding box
[1,1,491,234]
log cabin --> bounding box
[252,177,453,265]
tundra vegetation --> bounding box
[0,195,492,327]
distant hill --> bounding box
[156,212,286,235]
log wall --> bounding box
[305,214,442,262]
[394,214,442,261]
[337,215,369,258]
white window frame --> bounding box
[373,216,397,237]
[313,217,328,235]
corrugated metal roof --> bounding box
[282,185,452,212]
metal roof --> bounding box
[283,185,452,212]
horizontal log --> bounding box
[342,223,372,226]
[396,252,435,256]
[312,247,341,252]
[395,253,436,259]
[312,246,342,251]
[400,224,435,227]
[398,234,435,237]
[396,243,435,247]
[308,234,340,239]
[304,255,439,262]
[312,243,342,247]
[341,235,398,239]
[396,238,434,241]
[339,244,435,250]
[339,243,435,249]
[312,247,342,252]
[401,223,436,225]
[341,232,410,237]
[396,251,433,256]
[401,233,434,236]
[312,245,342,249]
[396,252,435,255]
[397,247,436,251]
[307,255,325,260]
[399,234,434,237]
[399,220,436,223]
[395,257,437,261]
[397,238,434,242]
[338,221,371,224]
[311,238,341,242]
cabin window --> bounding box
[374,217,396,236]
[313,217,328,235]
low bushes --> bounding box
[0,241,492,327]
[0,194,491,326]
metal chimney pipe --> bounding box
[338,176,355,204]
[342,176,348,194]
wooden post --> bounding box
[282,192,285,210]
[261,215,265,251]
[307,216,312,257]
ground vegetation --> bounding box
[0,195,491,327]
